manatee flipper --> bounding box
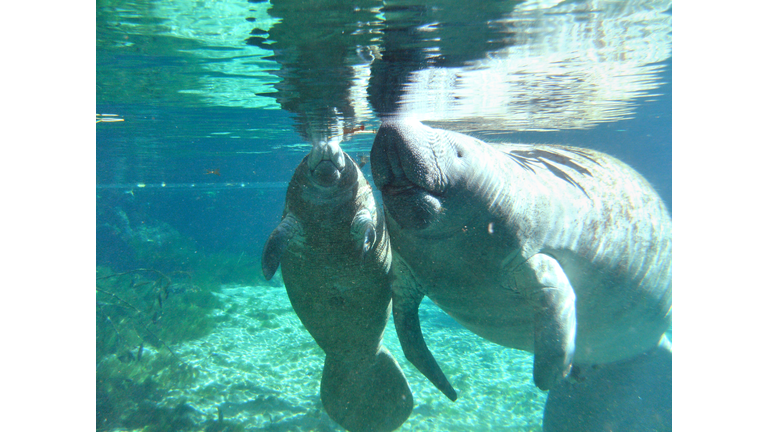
[320,347,414,432]
[392,279,458,401]
[543,335,672,432]
[518,253,577,391]
[261,214,302,280]
[351,208,377,260]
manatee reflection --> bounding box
[394,0,672,131]
[98,0,671,137]
[254,0,670,138]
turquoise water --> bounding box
[96,1,671,431]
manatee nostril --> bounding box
[390,150,407,180]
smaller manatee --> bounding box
[262,138,413,432]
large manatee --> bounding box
[262,138,413,432]
[369,119,671,431]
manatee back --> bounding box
[494,143,672,364]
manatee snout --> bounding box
[371,120,447,194]
[371,121,446,230]
[311,160,342,186]
[370,123,405,191]
[309,139,346,187]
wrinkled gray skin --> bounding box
[370,119,671,430]
[262,139,413,432]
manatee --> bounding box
[369,119,671,430]
[262,138,413,432]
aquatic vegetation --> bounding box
[97,267,174,362]
[96,267,221,359]
[96,267,223,430]
[98,206,199,272]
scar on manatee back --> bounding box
[503,147,600,198]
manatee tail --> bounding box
[320,347,413,432]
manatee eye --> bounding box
[457,148,463,158]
